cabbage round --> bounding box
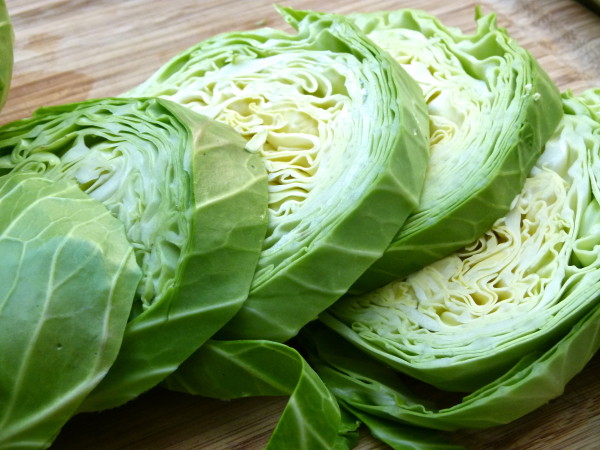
[322,89,600,391]
[0,173,140,448]
[0,97,269,410]
[128,7,430,342]
[0,0,13,111]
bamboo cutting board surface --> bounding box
[1,0,599,448]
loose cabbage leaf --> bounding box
[127,6,430,342]
[165,340,355,449]
[320,89,600,392]
[0,97,269,410]
[348,8,563,292]
[0,173,140,449]
[0,0,12,111]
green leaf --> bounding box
[322,90,600,391]
[0,173,140,449]
[0,0,12,111]
[0,97,269,410]
[165,340,346,450]
[127,6,430,342]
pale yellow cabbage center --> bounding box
[165,52,358,250]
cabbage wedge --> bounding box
[0,97,269,410]
[319,89,600,392]
[348,8,563,292]
[303,300,600,437]
[0,173,140,449]
[127,6,430,342]
[0,0,13,110]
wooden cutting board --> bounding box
[2,0,599,448]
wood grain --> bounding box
[1,0,599,448]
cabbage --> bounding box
[165,340,354,449]
[0,97,269,411]
[0,0,13,110]
[320,89,600,393]
[348,9,563,293]
[127,6,430,342]
[0,173,140,448]
[304,293,600,439]
[301,90,600,447]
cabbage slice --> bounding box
[0,173,140,448]
[0,97,269,410]
[304,300,600,433]
[0,0,13,110]
[127,6,430,342]
[348,9,563,292]
[321,89,600,392]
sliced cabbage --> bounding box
[304,300,600,435]
[348,8,563,292]
[0,173,140,449]
[320,89,600,392]
[127,6,430,342]
[0,97,269,410]
[0,0,13,110]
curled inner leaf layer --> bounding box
[129,7,430,342]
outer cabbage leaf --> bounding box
[348,8,563,292]
[0,0,12,111]
[165,340,354,450]
[127,6,430,342]
[320,89,600,392]
[0,173,140,449]
[343,405,464,450]
[0,97,269,410]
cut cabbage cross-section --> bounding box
[0,97,269,410]
[0,0,13,111]
[129,7,430,341]
[322,89,600,392]
[348,8,563,292]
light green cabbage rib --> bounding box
[0,173,140,449]
[0,0,12,111]
[348,8,563,293]
[127,6,430,342]
[322,90,600,392]
[0,97,269,411]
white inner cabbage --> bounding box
[334,114,592,357]
[8,111,191,310]
[61,133,190,310]
[367,28,497,212]
[165,52,357,250]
